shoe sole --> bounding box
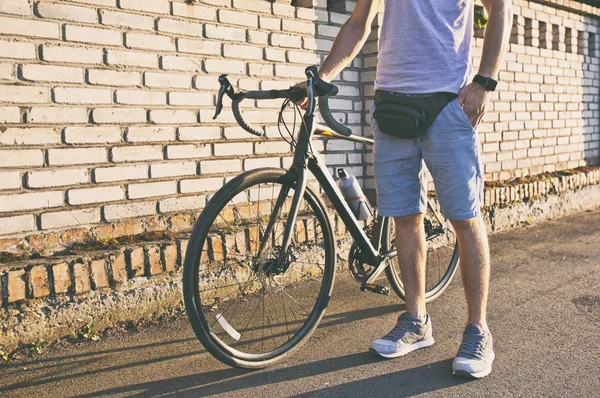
[369,337,435,359]
[452,352,495,379]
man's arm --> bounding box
[459,0,512,127]
[318,0,382,82]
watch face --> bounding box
[487,79,497,91]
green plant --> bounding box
[33,339,45,354]
[475,10,488,29]
[78,322,100,341]
[0,346,8,361]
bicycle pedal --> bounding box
[360,283,390,296]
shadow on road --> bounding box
[0,302,404,394]
[74,355,470,397]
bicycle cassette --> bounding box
[348,242,376,283]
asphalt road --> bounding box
[0,209,599,397]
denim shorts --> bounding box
[371,98,483,220]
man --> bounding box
[311,0,511,378]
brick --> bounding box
[126,126,175,142]
[177,38,221,55]
[272,2,295,17]
[0,149,43,167]
[193,75,221,91]
[178,126,221,141]
[265,47,286,62]
[200,158,242,174]
[0,15,59,39]
[109,252,127,284]
[0,214,35,234]
[168,92,212,106]
[88,69,141,87]
[67,186,124,205]
[127,247,145,278]
[214,142,253,156]
[119,0,169,14]
[26,168,89,188]
[40,208,101,229]
[146,245,163,275]
[0,0,31,15]
[73,262,91,294]
[161,55,203,72]
[0,191,63,212]
[28,106,88,124]
[144,72,191,88]
[0,39,36,59]
[275,64,306,78]
[219,10,258,28]
[127,180,176,199]
[110,145,163,162]
[22,64,84,83]
[270,33,302,48]
[150,161,197,178]
[47,148,107,166]
[65,25,121,46]
[287,50,320,65]
[7,270,26,303]
[248,30,268,45]
[179,177,223,193]
[0,107,20,123]
[157,18,204,37]
[0,63,14,80]
[126,32,175,51]
[204,24,246,42]
[36,2,98,23]
[0,127,60,145]
[282,19,314,35]
[204,58,245,74]
[90,259,109,289]
[100,9,154,31]
[41,44,103,64]
[166,144,210,159]
[223,44,262,60]
[104,201,156,221]
[162,244,178,272]
[232,0,270,13]
[0,171,20,190]
[106,49,158,69]
[29,265,50,298]
[92,107,147,124]
[149,109,198,124]
[94,164,148,183]
[116,89,166,105]
[255,141,292,154]
[171,2,216,21]
[260,16,281,30]
[53,87,112,105]
[52,262,70,294]
[158,195,206,213]
[64,126,122,144]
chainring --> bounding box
[348,242,376,282]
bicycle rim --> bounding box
[183,168,335,368]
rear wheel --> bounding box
[383,202,459,302]
[183,168,335,369]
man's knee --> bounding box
[394,212,424,231]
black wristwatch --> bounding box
[473,74,498,91]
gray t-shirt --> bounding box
[375,0,474,95]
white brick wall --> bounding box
[0,0,597,241]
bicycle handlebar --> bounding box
[214,66,353,137]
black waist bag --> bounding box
[373,90,457,139]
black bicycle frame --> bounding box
[268,76,382,271]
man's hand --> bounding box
[457,83,491,129]
[293,81,309,109]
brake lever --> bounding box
[213,74,235,120]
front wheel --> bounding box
[382,202,459,303]
[183,168,335,369]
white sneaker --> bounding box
[369,312,434,359]
[452,324,495,378]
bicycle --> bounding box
[183,66,459,369]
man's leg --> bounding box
[450,215,494,378]
[394,213,427,319]
[450,215,490,329]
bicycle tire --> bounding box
[183,168,335,369]
[382,202,459,303]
